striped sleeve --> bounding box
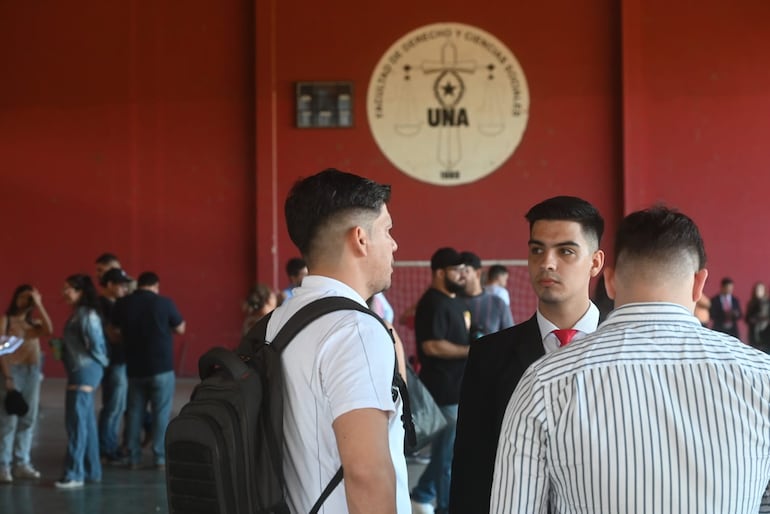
[761,481,770,513]
[491,365,549,514]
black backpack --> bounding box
[165,296,414,514]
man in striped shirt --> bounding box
[492,206,770,514]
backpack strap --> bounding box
[309,467,343,514]
[239,310,274,356]
[267,297,374,352]
[240,296,386,355]
[262,296,415,447]
[393,362,416,449]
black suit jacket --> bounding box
[709,294,742,338]
[449,315,544,514]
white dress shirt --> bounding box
[536,302,600,354]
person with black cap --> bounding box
[410,247,471,514]
[97,267,133,464]
[459,251,514,341]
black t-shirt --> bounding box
[111,289,184,378]
[415,287,470,405]
[99,295,125,365]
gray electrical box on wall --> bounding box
[295,82,353,128]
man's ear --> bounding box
[590,249,605,278]
[693,268,709,303]
[349,225,368,257]
[604,267,616,300]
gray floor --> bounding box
[0,377,427,513]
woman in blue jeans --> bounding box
[56,274,109,489]
[0,285,53,483]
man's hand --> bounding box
[30,289,43,307]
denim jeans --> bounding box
[63,360,104,482]
[98,363,127,458]
[0,364,41,468]
[126,371,174,465]
[411,404,459,512]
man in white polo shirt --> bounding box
[266,168,409,514]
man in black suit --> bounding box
[709,276,742,339]
[449,196,605,514]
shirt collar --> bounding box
[291,275,368,307]
[536,302,600,343]
[601,302,700,327]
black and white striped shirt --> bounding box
[491,302,770,514]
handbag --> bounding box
[405,364,447,450]
[4,389,29,416]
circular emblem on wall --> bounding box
[367,22,530,186]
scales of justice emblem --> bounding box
[367,22,529,186]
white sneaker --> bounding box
[0,468,12,484]
[411,499,435,514]
[13,463,41,479]
[54,479,84,489]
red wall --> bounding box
[256,0,622,280]
[254,0,623,357]
[2,0,768,377]
[622,0,770,316]
[1,1,256,376]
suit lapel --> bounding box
[517,315,545,364]
[496,315,544,420]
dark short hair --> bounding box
[285,258,307,277]
[137,272,160,287]
[95,253,119,265]
[614,206,706,271]
[721,277,733,287]
[284,168,391,257]
[487,264,508,281]
[525,196,604,248]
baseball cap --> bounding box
[101,268,133,287]
[460,251,482,270]
[430,247,464,270]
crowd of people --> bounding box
[3,167,770,513]
[0,254,185,489]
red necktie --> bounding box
[553,329,579,347]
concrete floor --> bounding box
[0,377,427,514]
